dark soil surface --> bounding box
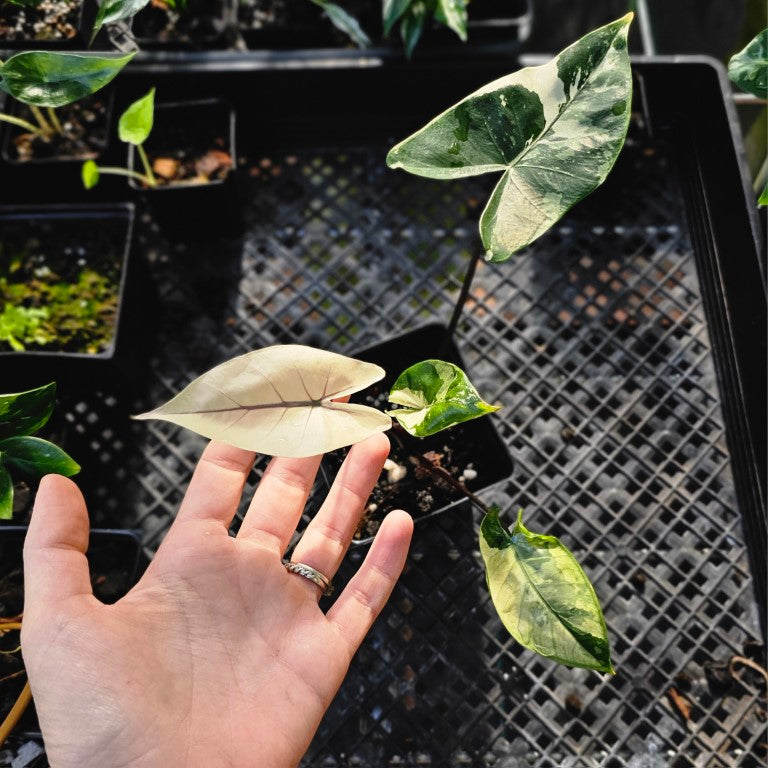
[132,0,231,45]
[4,95,111,164]
[0,213,126,354]
[0,0,80,42]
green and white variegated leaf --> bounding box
[388,359,498,437]
[0,436,80,478]
[434,0,467,42]
[0,463,12,520]
[386,14,633,262]
[134,346,392,458]
[0,51,135,108]
[91,0,151,43]
[383,0,411,36]
[0,382,56,441]
[728,29,768,99]
[480,507,613,673]
[312,0,370,47]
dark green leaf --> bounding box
[480,507,613,673]
[0,382,56,440]
[0,464,12,520]
[91,0,151,44]
[388,359,498,437]
[312,0,370,48]
[383,0,411,36]
[82,159,100,189]
[728,29,768,99]
[0,51,135,108]
[118,87,155,145]
[401,1,428,58]
[434,0,467,41]
[387,15,633,261]
[0,436,80,478]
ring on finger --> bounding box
[283,560,334,597]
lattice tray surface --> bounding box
[16,116,764,767]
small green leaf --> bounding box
[0,436,80,478]
[118,87,155,145]
[311,0,370,47]
[728,29,768,99]
[401,2,427,58]
[82,159,100,189]
[388,359,499,437]
[91,0,151,44]
[387,14,633,261]
[759,181,768,207]
[0,464,12,520]
[480,507,613,673]
[383,0,411,36]
[0,51,135,108]
[434,0,467,42]
[0,383,56,441]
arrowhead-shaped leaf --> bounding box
[0,382,56,440]
[312,0,370,47]
[480,507,613,673]
[383,0,411,36]
[0,51,135,108]
[434,0,467,42]
[386,14,633,261]
[134,346,393,458]
[91,0,151,43]
[388,359,498,437]
[728,29,768,99]
[0,437,80,478]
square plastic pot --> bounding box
[127,98,240,237]
[0,203,136,390]
[130,0,236,50]
[344,323,513,546]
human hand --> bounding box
[21,433,412,768]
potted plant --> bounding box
[0,50,134,197]
[83,87,239,235]
[0,0,95,49]
[0,203,136,385]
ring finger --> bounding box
[288,432,390,597]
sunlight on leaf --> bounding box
[387,15,633,261]
[480,506,614,673]
[134,345,392,458]
[118,87,155,145]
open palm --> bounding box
[21,434,412,768]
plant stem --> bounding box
[443,251,481,355]
[0,681,31,748]
[390,423,491,515]
[29,105,54,137]
[136,144,157,187]
[96,166,156,186]
[46,107,64,135]
[0,112,45,137]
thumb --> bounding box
[23,474,93,611]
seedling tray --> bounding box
[0,57,764,767]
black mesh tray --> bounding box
[0,57,764,767]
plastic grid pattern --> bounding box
[54,123,765,767]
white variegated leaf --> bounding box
[134,346,392,458]
[386,14,633,262]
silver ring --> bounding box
[283,560,334,597]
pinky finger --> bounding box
[326,510,413,657]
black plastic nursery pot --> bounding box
[131,0,236,50]
[0,525,144,747]
[126,97,240,237]
[0,203,136,390]
[342,323,513,545]
[0,0,95,49]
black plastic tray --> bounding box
[0,57,764,767]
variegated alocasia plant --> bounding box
[386,14,634,261]
[136,345,611,672]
